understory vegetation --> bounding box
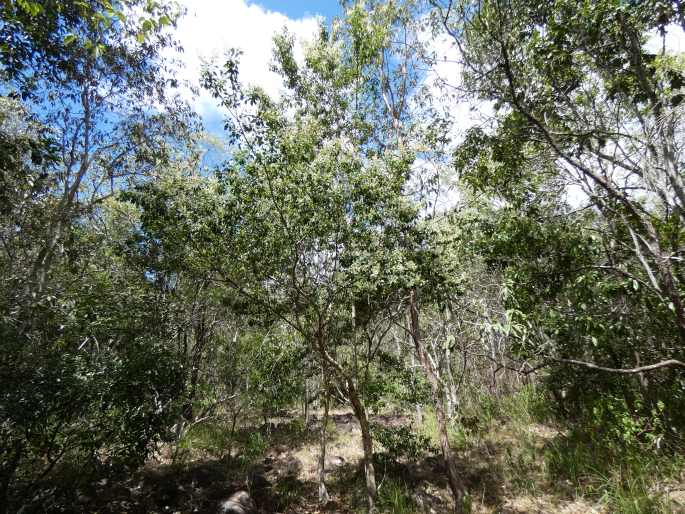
[2,0,685,513]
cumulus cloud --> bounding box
[170,0,321,125]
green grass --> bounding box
[544,428,683,513]
[176,421,235,457]
[377,478,415,513]
[415,388,684,513]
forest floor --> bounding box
[48,405,685,514]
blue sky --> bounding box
[172,0,345,159]
[255,0,342,20]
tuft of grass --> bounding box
[377,478,415,513]
[418,408,471,451]
[176,421,235,457]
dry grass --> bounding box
[41,400,684,513]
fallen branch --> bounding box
[554,358,685,374]
[470,351,685,375]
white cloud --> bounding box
[645,24,685,55]
[421,33,495,146]
[170,0,321,123]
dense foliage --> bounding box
[1,1,684,513]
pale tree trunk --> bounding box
[445,345,458,419]
[318,370,330,503]
[304,379,310,430]
[411,340,423,425]
[409,289,466,513]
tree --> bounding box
[439,0,685,438]
[0,1,198,510]
[182,15,425,509]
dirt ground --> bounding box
[28,409,685,514]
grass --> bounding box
[177,421,236,457]
[376,478,415,513]
[544,427,684,513]
[413,386,685,513]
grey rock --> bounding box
[218,490,256,514]
[327,455,346,467]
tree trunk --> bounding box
[318,375,330,503]
[411,345,423,425]
[409,289,466,513]
[316,328,377,511]
[346,379,377,512]
[445,345,458,419]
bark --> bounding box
[304,379,310,430]
[411,352,423,424]
[409,289,466,513]
[315,328,377,511]
[347,380,377,513]
[318,375,330,503]
[445,345,458,419]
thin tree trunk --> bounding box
[445,345,458,419]
[347,382,377,513]
[410,338,423,425]
[409,289,466,513]
[304,379,310,430]
[316,328,377,511]
[318,372,330,503]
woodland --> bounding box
[2,1,685,513]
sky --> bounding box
[172,0,342,135]
[257,0,341,19]
[169,1,685,184]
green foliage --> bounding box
[3,0,685,511]
[178,422,235,457]
[545,426,682,513]
[376,478,415,514]
[239,432,268,467]
[0,0,182,93]
[371,424,435,462]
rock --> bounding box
[327,455,346,468]
[413,489,445,514]
[218,490,256,514]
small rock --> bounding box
[218,490,256,514]
[327,455,346,467]
[413,489,444,514]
